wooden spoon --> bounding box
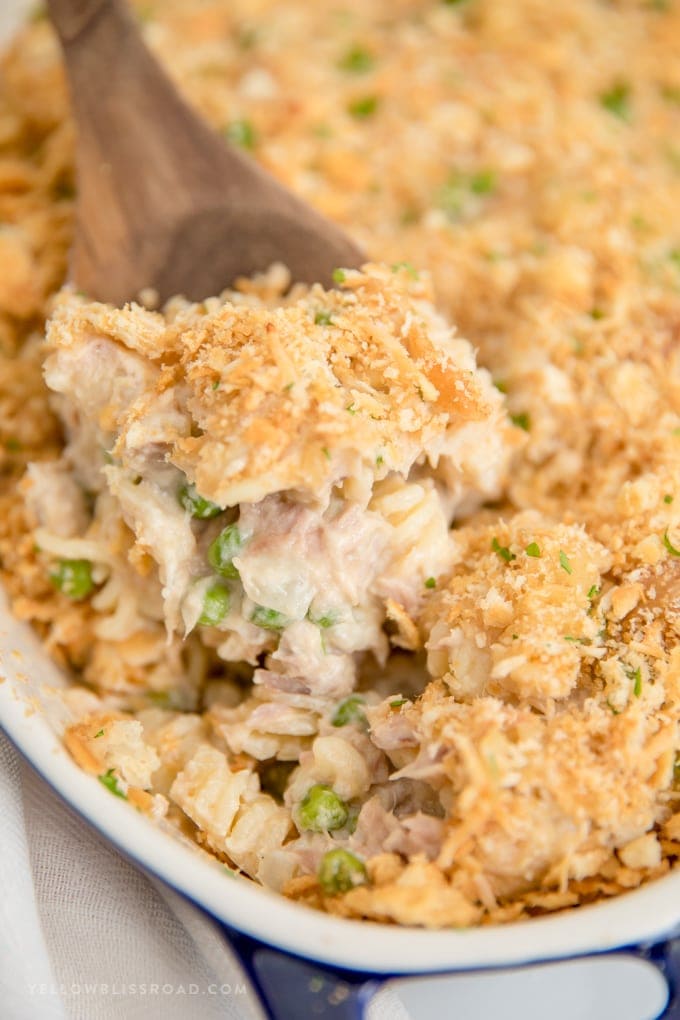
[46,0,364,305]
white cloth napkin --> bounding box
[0,731,408,1020]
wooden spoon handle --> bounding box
[46,0,298,213]
[47,0,364,302]
[46,0,237,287]
[46,0,183,133]
[47,0,130,46]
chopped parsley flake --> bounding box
[664,494,674,504]
[424,577,436,589]
[492,537,516,563]
[332,268,347,284]
[469,170,497,195]
[590,307,605,320]
[309,609,337,629]
[391,261,419,278]
[438,168,497,218]
[94,729,105,738]
[390,698,407,709]
[98,769,126,799]
[559,550,573,574]
[348,95,379,118]
[493,380,507,394]
[587,585,600,600]
[624,664,643,697]
[5,438,22,452]
[663,529,680,557]
[314,310,334,325]
[525,542,541,558]
[633,668,643,697]
[283,382,294,392]
[331,695,367,728]
[510,412,531,431]
[376,454,384,466]
[346,402,357,414]
[599,82,631,121]
[211,379,220,390]
[339,46,375,74]
[321,446,331,460]
[224,119,256,149]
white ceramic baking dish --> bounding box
[1,4,679,1017]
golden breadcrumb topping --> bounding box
[45,264,497,506]
[421,514,611,710]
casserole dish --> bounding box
[2,3,680,1017]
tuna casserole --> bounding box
[1,0,680,928]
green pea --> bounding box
[198,581,231,626]
[178,482,222,519]
[251,605,288,631]
[208,524,244,578]
[331,695,367,729]
[318,848,368,894]
[49,559,94,600]
[297,784,348,832]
